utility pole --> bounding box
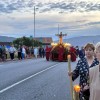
[34,6,35,38]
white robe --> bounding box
[34,48,38,58]
[89,65,100,100]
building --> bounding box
[34,37,53,46]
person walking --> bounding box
[21,45,26,59]
[34,47,38,58]
[89,42,100,100]
[68,43,99,100]
[41,47,45,58]
[18,45,22,60]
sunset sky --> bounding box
[0,0,100,40]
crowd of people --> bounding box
[68,42,100,100]
[0,44,46,62]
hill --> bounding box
[0,36,16,42]
[55,35,100,47]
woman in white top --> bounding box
[89,42,100,100]
[22,46,26,59]
[34,47,38,58]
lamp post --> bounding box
[34,6,35,38]
[33,6,38,46]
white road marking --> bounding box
[0,63,60,94]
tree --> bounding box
[13,36,42,48]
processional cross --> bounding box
[56,32,67,44]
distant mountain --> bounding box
[0,36,16,42]
[54,35,100,47]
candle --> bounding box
[67,55,73,100]
[68,55,71,72]
[74,85,80,93]
[73,85,80,100]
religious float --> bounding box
[45,32,77,62]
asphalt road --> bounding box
[0,58,78,100]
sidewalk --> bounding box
[0,57,35,63]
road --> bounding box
[0,58,78,100]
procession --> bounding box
[0,0,100,100]
[46,32,100,100]
[0,32,100,100]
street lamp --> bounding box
[33,6,39,47]
[34,6,35,38]
[34,6,38,38]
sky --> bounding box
[0,0,100,40]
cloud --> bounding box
[0,0,100,39]
[0,0,100,14]
[87,21,100,29]
[40,1,100,13]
